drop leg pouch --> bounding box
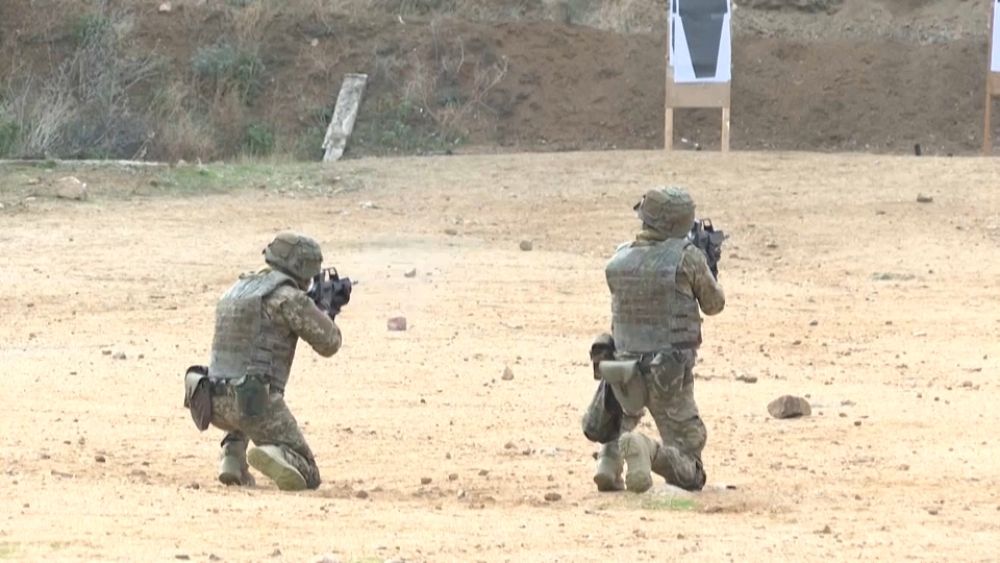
[234,374,269,419]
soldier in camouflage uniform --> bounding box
[593,187,725,493]
[185,232,342,491]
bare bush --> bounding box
[403,23,509,139]
[149,81,219,162]
[230,0,279,47]
[589,0,663,33]
[307,0,660,32]
[3,5,160,158]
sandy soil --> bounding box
[1,150,1000,562]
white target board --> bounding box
[669,0,732,83]
[992,0,1000,72]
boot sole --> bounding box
[593,473,624,492]
[219,471,242,486]
[247,447,307,491]
[218,471,255,487]
[625,471,653,493]
[620,434,654,493]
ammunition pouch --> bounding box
[234,373,269,419]
[597,359,647,416]
[183,365,212,431]
[649,350,686,394]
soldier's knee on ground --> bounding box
[654,413,707,456]
[302,463,321,490]
[247,444,319,491]
[278,444,322,490]
[651,445,706,491]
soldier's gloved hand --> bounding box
[589,333,616,378]
[589,333,615,362]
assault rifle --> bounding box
[307,267,354,318]
[689,219,726,280]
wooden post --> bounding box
[664,66,731,152]
[987,82,994,156]
[665,107,675,151]
[986,0,998,155]
[665,23,673,151]
[323,73,368,162]
[721,106,731,153]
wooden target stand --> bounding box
[984,0,999,155]
[663,21,731,152]
[986,74,999,155]
[664,66,731,152]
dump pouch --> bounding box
[581,380,623,444]
[234,373,269,419]
[183,365,212,431]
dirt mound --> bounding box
[0,0,995,159]
[738,0,843,14]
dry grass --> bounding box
[2,4,160,159]
[589,0,663,33]
[149,81,219,162]
[283,0,661,32]
[358,17,509,152]
[231,0,280,47]
[1,0,660,161]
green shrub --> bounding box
[70,13,112,45]
[352,97,464,155]
[242,122,274,156]
[191,44,264,102]
[0,119,18,157]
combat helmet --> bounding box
[263,232,323,285]
[634,186,695,238]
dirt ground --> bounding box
[1,150,999,562]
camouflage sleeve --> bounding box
[268,285,342,357]
[681,246,725,316]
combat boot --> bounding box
[218,454,256,487]
[593,441,624,492]
[219,441,256,487]
[248,445,307,491]
[619,431,656,493]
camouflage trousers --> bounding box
[603,348,707,491]
[210,386,321,489]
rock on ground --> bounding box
[55,177,88,201]
[767,395,812,418]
